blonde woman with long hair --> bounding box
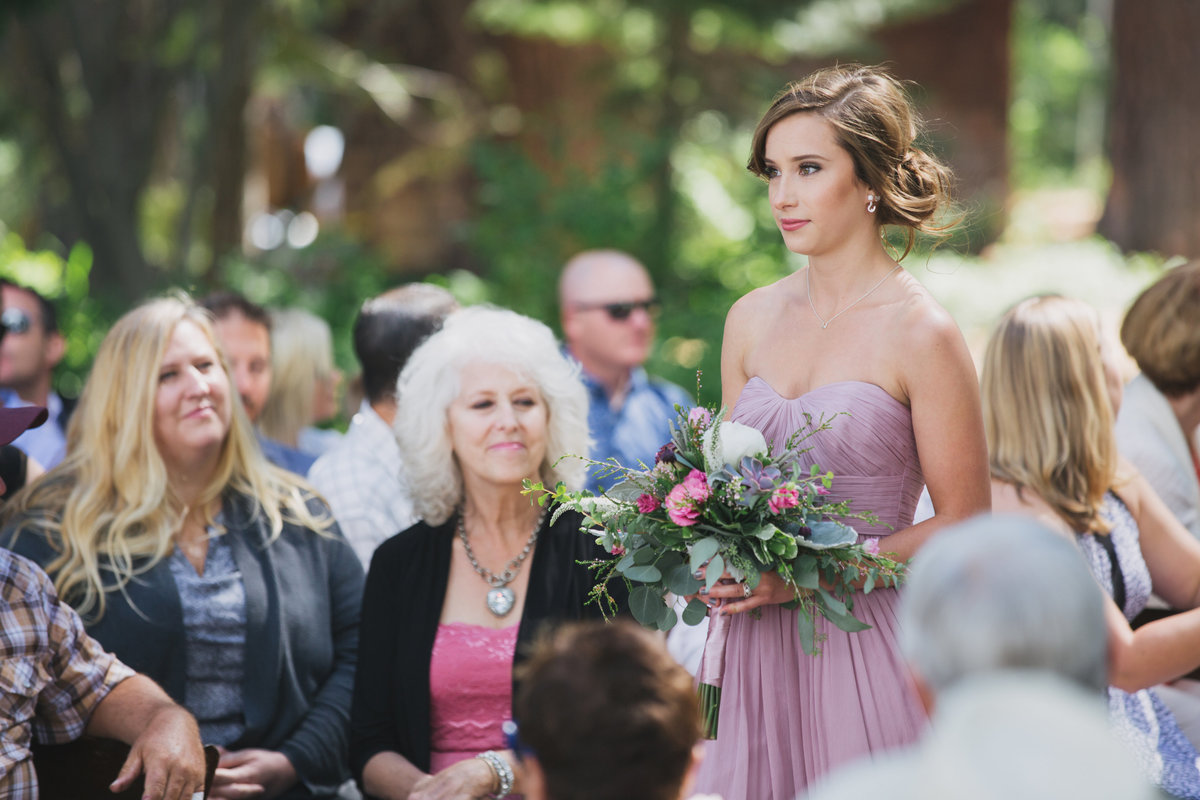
[985,294,1200,799]
[2,294,364,800]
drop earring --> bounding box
[866,194,877,214]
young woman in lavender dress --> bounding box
[694,65,990,799]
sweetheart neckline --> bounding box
[741,376,909,412]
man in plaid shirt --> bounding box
[0,406,206,799]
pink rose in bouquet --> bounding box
[683,469,711,502]
[664,484,700,526]
[636,494,661,514]
[768,486,800,515]
[689,406,713,426]
[664,470,711,527]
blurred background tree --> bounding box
[0,0,1191,408]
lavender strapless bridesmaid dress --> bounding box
[692,377,927,800]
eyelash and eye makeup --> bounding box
[764,162,820,179]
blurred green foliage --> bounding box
[1010,0,1109,190]
[0,0,1133,421]
[0,233,108,399]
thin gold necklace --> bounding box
[806,264,902,330]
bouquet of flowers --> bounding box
[524,404,907,739]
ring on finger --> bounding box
[742,583,752,599]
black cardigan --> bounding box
[348,507,626,784]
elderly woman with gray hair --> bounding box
[349,306,626,800]
[805,515,1154,800]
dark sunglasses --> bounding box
[1,308,31,336]
[502,719,534,761]
[575,298,661,321]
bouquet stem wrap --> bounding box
[696,603,730,739]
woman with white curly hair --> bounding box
[350,305,627,800]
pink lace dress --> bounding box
[429,622,519,794]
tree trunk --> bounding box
[204,0,264,284]
[1098,0,1200,257]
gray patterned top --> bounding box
[169,527,247,745]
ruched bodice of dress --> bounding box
[732,377,923,537]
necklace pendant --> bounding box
[822,321,829,330]
[486,586,516,617]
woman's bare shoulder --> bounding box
[727,275,798,321]
[891,276,962,348]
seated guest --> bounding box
[1,406,206,800]
[0,279,70,469]
[1116,260,1200,540]
[806,515,1153,800]
[308,284,457,569]
[3,295,364,800]
[350,306,628,800]
[558,250,690,491]
[985,294,1200,798]
[260,307,343,458]
[0,547,208,799]
[199,291,315,475]
[512,621,706,800]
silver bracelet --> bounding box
[475,749,514,798]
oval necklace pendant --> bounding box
[486,586,516,617]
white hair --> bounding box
[900,513,1108,695]
[394,305,591,525]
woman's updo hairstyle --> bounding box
[748,63,954,257]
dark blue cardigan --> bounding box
[5,490,364,799]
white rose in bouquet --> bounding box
[701,420,768,472]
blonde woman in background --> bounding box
[985,294,1200,799]
[260,307,343,458]
[3,295,364,800]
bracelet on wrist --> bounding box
[474,749,514,798]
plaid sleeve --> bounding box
[0,552,134,746]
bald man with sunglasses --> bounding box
[560,250,690,492]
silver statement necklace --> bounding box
[806,263,902,330]
[458,507,548,617]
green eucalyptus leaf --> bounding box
[690,537,720,571]
[791,555,819,589]
[816,588,871,632]
[629,585,665,626]
[682,598,710,626]
[705,554,725,590]
[616,553,635,571]
[633,547,657,565]
[816,587,850,616]
[796,609,818,656]
[753,524,779,541]
[666,562,702,596]
[656,551,685,572]
[658,601,678,632]
[623,564,663,583]
[606,480,647,501]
